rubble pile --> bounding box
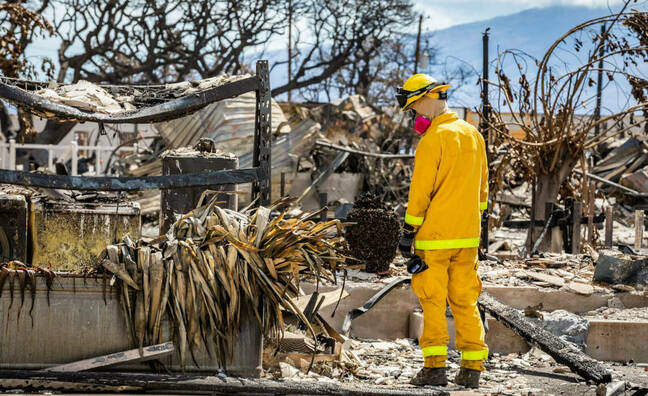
[285,96,415,209]
[263,336,646,394]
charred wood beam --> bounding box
[0,76,259,124]
[0,369,449,395]
[503,214,605,229]
[479,292,612,384]
[315,140,415,160]
[0,168,260,191]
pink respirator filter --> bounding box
[413,115,431,135]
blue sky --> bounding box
[413,0,625,30]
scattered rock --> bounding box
[594,252,646,285]
[566,280,594,295]
[279,362,300,379]
[611,284,635,292]
[533,309,589,346]
[607,297,625,309]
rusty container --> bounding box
[0,194,28,263]
[30,198,141,270]
[0,274,263,376]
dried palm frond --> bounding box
[97,195,348,369]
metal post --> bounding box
[587,181,595,243]
[9,139,16,170]
[252,60,272,206]
[605,206,613,247]
[320,193,327,222]
[70,141,78,176]
[480,29,490,250]
[594,24,605,136]
[95,149,101,175]
[47,146,54,172]
[414,14,423,73]
[280,172,286,197]
[287,0,293,103]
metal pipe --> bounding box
[480,28,491,250]
[414,14,423,73]
[315,140,415,159]
[70,141,78,176]
[573,168,648,197]
[594,23,605,136]
[9,139,15,170]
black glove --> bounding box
[398,223,416,259]
[406,255,428,274]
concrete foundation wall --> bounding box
[303,281,648,362]
[0,275,263,376]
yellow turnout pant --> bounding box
[411,248,488,371]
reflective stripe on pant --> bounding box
[411,248,488,371]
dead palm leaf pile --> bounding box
[96,195,347,369]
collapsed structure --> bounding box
[0,16,647,392]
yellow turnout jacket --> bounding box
[404,112,488,250]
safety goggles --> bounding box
[395,82,448,109]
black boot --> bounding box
[409,367,448,386]
[455,367,481,388]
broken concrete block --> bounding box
[408,311,424,340]
[594,252,646,285]
[530,309,589,347]
[565,281,594,296]
[607,297,625,309]
[279,362,300,378]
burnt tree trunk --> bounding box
[525,148,579,252]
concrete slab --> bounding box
[586,320,648,363]
[303,281,648,362]
[302,282,419,340]
[484,318,531,355]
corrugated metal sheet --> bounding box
[155,92,289,156]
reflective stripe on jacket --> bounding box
[404,112,488,250]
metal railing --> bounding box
[0,139,136,176]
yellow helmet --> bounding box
[396,74,450,111]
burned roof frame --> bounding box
[0,60,272,206]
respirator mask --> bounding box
[410,111,431,135]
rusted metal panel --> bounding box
[0,275,262,376]
[30,199,141,270]
[0,168,260,191]
[155,93,289,155]
[252,60,272,206]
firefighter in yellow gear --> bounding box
[395,74,489,388]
